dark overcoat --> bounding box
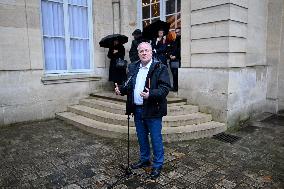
[151,39,167,66]
[129,37,143,63]
[120,58,171,118]
[167,36,181,63]
[107,44,126,84]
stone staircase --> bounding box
[56,92,226,142]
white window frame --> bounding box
[40,0,94,75]
[137,0,180,31]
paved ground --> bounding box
[0,113,283,189]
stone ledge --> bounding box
[191,1,248,11]
[191,4,248,25]
[41,74,101,85]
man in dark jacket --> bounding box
[115,42,171,179]
[129,29,143,63]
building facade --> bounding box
[0,0,283,127]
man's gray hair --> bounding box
[137,42,152,51]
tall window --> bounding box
[165,0,180,30]
[142,0,161,28]
[139,0,181,30]
[41,0,93,74]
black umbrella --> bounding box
[99,34,128,48]
[142,20,170,40]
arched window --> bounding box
[138,0,180,30]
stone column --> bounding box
[120,0,137,61]
[279,7,284,111]
[112,0,121,34]
[180,0,191,67]
[179,0,269,127]
[266,0,284,112]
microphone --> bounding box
[122,75,134,89]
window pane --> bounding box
[142,5,150,19]
[151,17,160,24]
[177,13,181,28]
[68,0,87,6]
[49,0,63,2]
[41,1,65,36]
[177,0,181,12]
[151,0,159,3]
[166,0,175,15]
[44,37,67,70]
[151,3,160,17]
[143,19,150,28]
[69,5,88,38]
[166,14,176,30]
[142,0,150,6]
[70,39,90,69]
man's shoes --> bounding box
[130,161,151,169]
[150,167,162,180]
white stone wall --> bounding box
[1,0,281,126]
[179,68,229,122]
[266,0,284,112]
[93,0,137,68]
[227,67,268,125]
[279,11,284,111]
[0,0,138,125]
[0,0,116,125]
[179,0,270,127]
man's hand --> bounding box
[140,87,149,99]
[114,83,121,95]
[170,55,176,60]
[113,50,118,53]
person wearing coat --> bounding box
[115,42,171,179]
[151,29,168,66]
[129,29,143,63]
[168,27,181,91]
[107,40,127,85]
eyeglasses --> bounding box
[138,49,152,54]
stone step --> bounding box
[56,112,226,142]
[89,92,187,104]
[56,112,137,140]
[79,98,198,116]
[167,91,179,98]
[86,97,187,107]
[67,104,212,127]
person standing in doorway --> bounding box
[114,42,171,179]
[168,27,181,91]
[151,29,168,66]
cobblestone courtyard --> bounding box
[0,114,283,189]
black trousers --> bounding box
[170,68,178,91]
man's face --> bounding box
[138,43,152,65]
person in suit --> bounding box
[114,42,171,179]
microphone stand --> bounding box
[107,79,134,188]
[106,113,133,189]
